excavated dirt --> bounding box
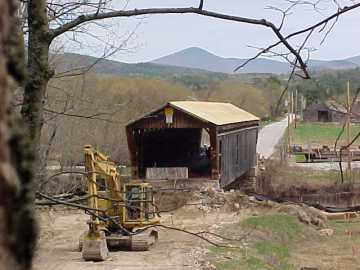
[34,190,357,270]
[33,191,251,270]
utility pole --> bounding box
[346,81,352,182]
[291,90,294,123]
[287,91,292,153]
[294,89,298,129]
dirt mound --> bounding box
[155,191,194,212]
[278,204,326,227]
[258,201,328,227]
[155,187,252,216]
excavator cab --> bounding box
[123,183,157,226]
[80,145,159,261]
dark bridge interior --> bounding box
[137,128,211,178]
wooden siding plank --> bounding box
[219,127,258,187]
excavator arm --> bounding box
[82,145,122,261]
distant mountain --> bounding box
[52,52,228,79]
[52,49,360,80]
[308,59,358,70]
[346,55,360,66]
[152,47,291,74]
[151,47,360,74]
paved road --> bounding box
[257,117,289,159]
[289,160,360,171]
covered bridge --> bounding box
[126,101,259,188]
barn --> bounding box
[126,101,259,188]
[303,101,347,122]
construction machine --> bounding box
[80,145,160,261]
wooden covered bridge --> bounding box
[126,101,259,188]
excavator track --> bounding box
[130,230,158,251]
[106,229,158,251]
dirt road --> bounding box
[257,117,289,158]
[33,204,245,270]
[33,194,360,270]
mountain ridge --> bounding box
[152,47,360,74]
[52,47,360,79]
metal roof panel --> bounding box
[169,101,259,125]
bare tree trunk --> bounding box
[21,0,52,154]
[0,0,37,269]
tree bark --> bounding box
[21,0,52,153]
[0,0,36,269]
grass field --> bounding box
[293,122,360,147]
[208,213,360,270]
[208,214,305,270]
[275,165,340,184]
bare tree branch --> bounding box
[43,108,124,123]
[199,0,204,10]
[48,6,311,78]
[235,2,360,76]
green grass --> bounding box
[263,160,341,187]
[274,166,340,184]
[209,213,360,270]
[243,214,303,241]
[294,154,306,163]
[255,242,289,259]
[208,214,309,270]
[293,122,360,147]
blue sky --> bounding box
[59,0,360,63]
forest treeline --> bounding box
[41,72,282,166]
[40,66,360,166]
[293,68,360,105]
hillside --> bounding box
[293,67,360,105]
[308,59,357,70]
[52,52,228,79]
[51,52,230,90]
[51,49,360,81]
[347,55,360,66]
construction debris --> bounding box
[319,228,334,236]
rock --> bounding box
[205,187,217,197]
[210,224,220,231]
[311,217,325,228]
[233,203,240,210]
[277,204,327,227]
[297,209,311,225]
[202,263,216,270]
[307,206,328,221]
[319,228,334,236]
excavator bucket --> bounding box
[81,231,109,261]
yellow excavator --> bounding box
[80,145,160,261]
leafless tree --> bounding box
[0,0,36,269]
